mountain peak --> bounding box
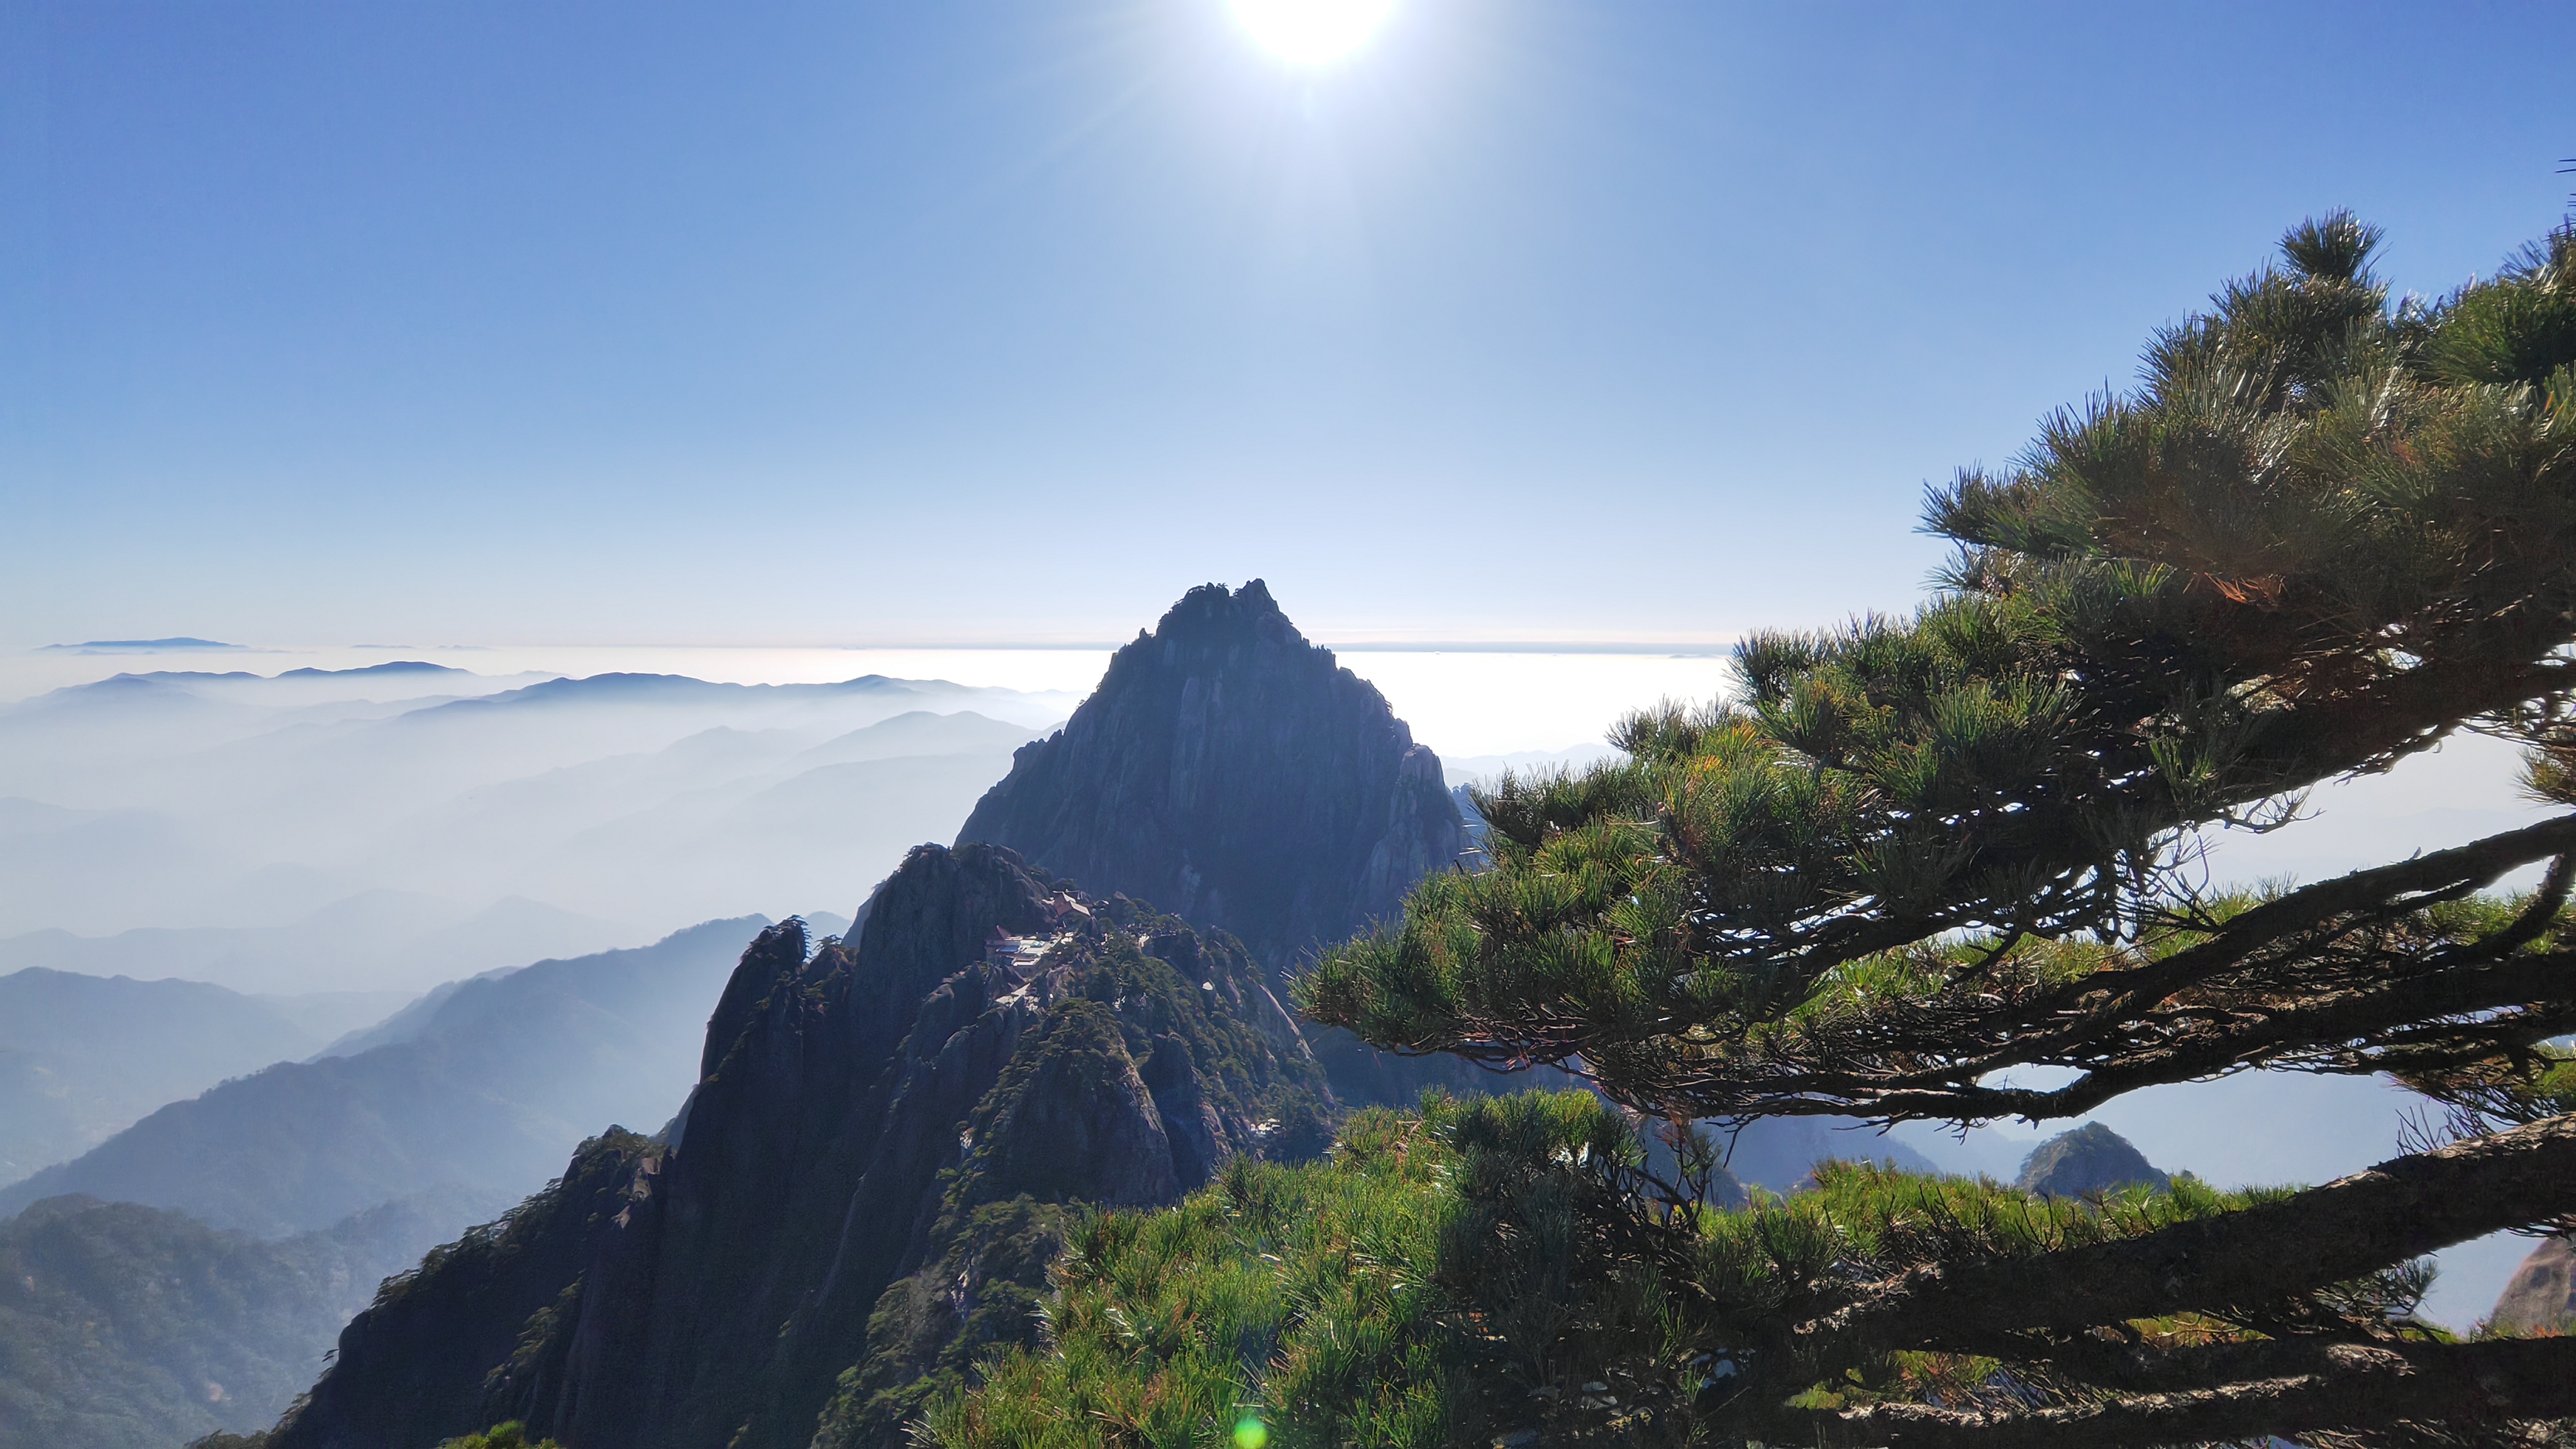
[956,582,1470,1104]
[959,582,1457,978]
[2016,1123,2172,1197]
[1142,578,1301,653]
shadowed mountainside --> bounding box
[0,969,332,1188]
[957,580,1463,978]
[0,1186,504,1449]
[265,843,1330,1449]
[0,919,768,1237]
[955,579,1473,1102]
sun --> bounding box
[1230,0,1395,65]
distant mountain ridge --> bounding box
[0,677,1054,983]
[2489,1238,2575,1335]
[0,892,628,1004]
[0,919,770,1236]
[38,638,243,653]
[0,1186,502,1448]
[2016,1123,2173,1197]
[0,969,330,1188]
[157,587,1508,1445]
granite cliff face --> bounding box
[250,584,1477,1446]
[2489,1238,2575,1335]
[955,580,1472,1102]
[958,580,1462,980]
[268,843,1328,1449]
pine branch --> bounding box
[1794,1114,2576,1364]
[1584,817,2576,1124]
[1796,1338,2576,1449]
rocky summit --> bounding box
[2015,1123,2173,1197]
[2489,1238,2575,1336]
[264,843,1330,1449]
[958,579,1462,982]
[957,579,1474,1102]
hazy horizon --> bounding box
[0,621,2553,1328]
[6,0,2571,1369]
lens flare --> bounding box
[1230,0,1395,65]
[1232,1414,1271,1449]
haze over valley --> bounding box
[0,657,1070,994]
[0,623,2554,1347]
[7,3,2570,1440]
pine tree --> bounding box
[1295,214,2576,1446]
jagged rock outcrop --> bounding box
[2489,1237,2575,1335]
[958,579,1461,979]
[2015,1123,2172,1197]
[269,843,1328,1449]
[955,580,1473,1102]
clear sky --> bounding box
[3,1,2572,649]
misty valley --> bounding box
[13,547,2575,1448]
[6,117,2576,1441]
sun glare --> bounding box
[1230,0,1395,65]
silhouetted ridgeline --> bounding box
[957,579,1475,1102]
[265,843,1331,1449]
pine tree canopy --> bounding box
[1304,214,2576,1135]
[1257,216,2576,1446]
[936,216,2576,1449]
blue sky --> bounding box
[3,0,2571,647]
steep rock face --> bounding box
[955,580,1471,1102]
[957,999,1179,1208]
[2489,1237,2575,1335]
[957,580,1461,979]
[808,1198,1069,1449]
[245,1133,660,1448]
[271,843,1326,1449]
[2016,1123,2172,1197]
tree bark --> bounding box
[1798,1114,2576,1359]
[1801,1338,2576,1449]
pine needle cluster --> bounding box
[951,216,2576,1446]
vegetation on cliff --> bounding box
[811,1197,1075,1449]
[948,216,2576,1446]
[264,848,1340,1449]
[2014,1124,2171,1197]
[0,1189,482,1449]
[928,1091,2353,1449]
